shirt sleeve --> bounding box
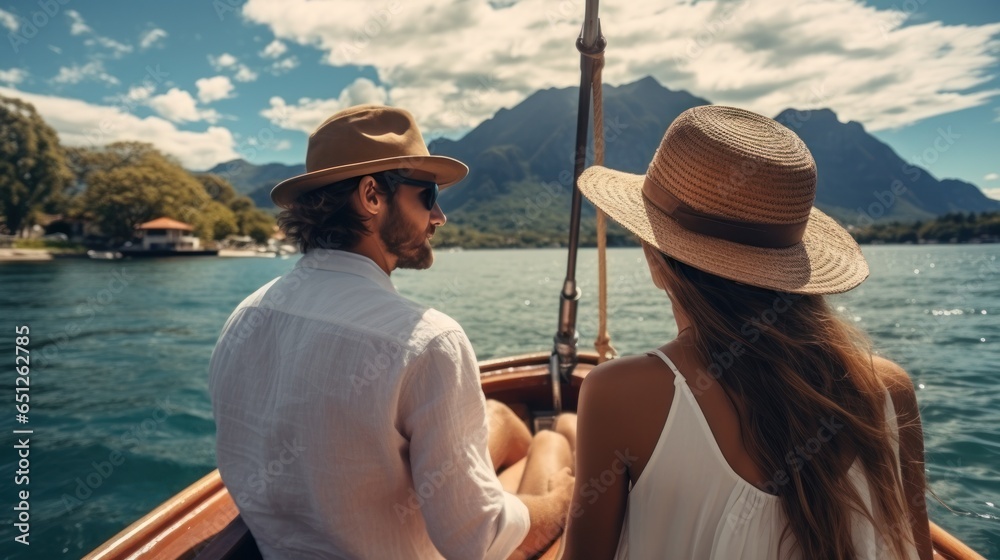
[398,329,530,560]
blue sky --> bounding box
[1,0,998,199]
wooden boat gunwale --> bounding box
[85,352,984,560]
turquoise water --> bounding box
[0,246,997,558]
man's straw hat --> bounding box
[271,105,468,208]
[578,105,868,294]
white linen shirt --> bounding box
[208,249,530,559]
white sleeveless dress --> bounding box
[613,349,919,559]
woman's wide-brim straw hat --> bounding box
[579,105,868,294]
[270,104,468,208]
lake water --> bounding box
[0,246,997,558]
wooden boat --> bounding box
[85,352,984,559]
[85,1,986,558]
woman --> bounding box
[561,106,932,559]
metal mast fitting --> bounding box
[550,0,605,413]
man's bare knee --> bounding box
[485,399,503,411]
[554,413,577,452]
[530,430,571,459]
[555,412,576,425]
[554,413,576,435]
[486,399,515,422]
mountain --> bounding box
[426,77,712,242]
[220,77,999,242]
[431,76,710,209]
[428,77,998,239]
[205,159,304,209]
[773,108,1000,224]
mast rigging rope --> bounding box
[587,49,617,363]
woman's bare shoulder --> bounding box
[582,353,673,395]
[577,353,678,470]
[871,355,919,418]
[579,353,677,426]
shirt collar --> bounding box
[294,249,396,293]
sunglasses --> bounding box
[379,171,439,211]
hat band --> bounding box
[641,177,808,249]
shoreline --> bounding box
[0,248,84,262]
[2,240,998,263]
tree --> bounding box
[198,173,238,205]
[228,195,254,214]
[239,208,275,244]
[66,142,276,246]
[226,195,275,243]
[0,95,72,236]
[77,142,208,244]
[193,200,239,241]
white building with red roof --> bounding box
[136,217,201,251]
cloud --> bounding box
[210,53,239,68]
[84,35,133,58]
[983,188,1000,201]
[234,65,258,82]
[260,39,287,59]
[262,77,388,134]
[126,84,154,102]
[0,86,237,170]
[210,53,258,82]
[243,0,1000,133]
[139,28,168,49]
[52,61,120,86]
[148,88,220,123]
[244,135,292,152]
[66,9,90,35]
[0,68,27,85]
[270,56,299,74]
[66,9,133,58]
[0,8,18,32]
[985,173,999,181]
[196,76,235,103]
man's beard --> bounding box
[379,201,434,270]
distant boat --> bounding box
[217,249,275,258]
[217,235,276,258]
[86,250,122,260]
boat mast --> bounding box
[550,0,606,412]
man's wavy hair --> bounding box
[277,174,395,253]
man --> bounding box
[209,105,574,559]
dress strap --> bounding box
[647,348,686,385]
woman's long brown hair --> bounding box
[644,244,913,559]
